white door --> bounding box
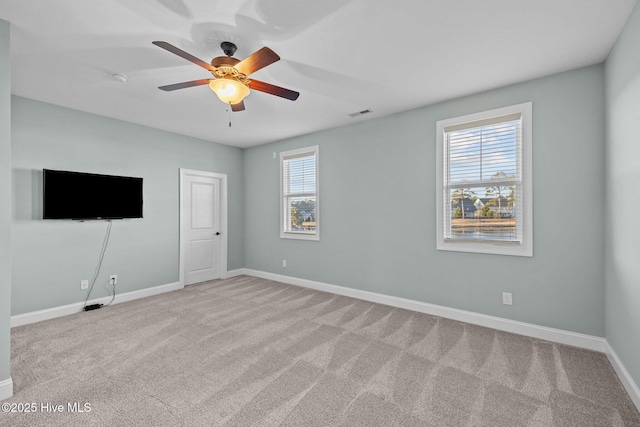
[180,169,227,285]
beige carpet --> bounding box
[1,275,639,426]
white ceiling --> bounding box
[1,0,636,148]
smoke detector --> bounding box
[110,73,128,83]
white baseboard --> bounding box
[242,269,607,352]
[11,281,183,328]
[224,268,247,279]
[605,342,640,411]
[242,269,640,411]
[0,377,12,401]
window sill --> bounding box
[437,239,532,257]
[281,232,320,241]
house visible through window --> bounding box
[436,103,532,256]
[280,146,319,240]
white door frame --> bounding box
[179,168,228,287]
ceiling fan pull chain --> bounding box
[228,104,232,127]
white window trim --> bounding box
[280,145,320,241]
[435,102,533,257]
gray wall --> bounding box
[11,97,244,315]
[0,19,12,385]
[244,64,606,336]
[605,2,640,387]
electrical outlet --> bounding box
[282,260,287,268]
[502,292,513,305]
[110,275,118,285]
[273,152,276,159]
[80,280,89,290]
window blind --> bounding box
[282,148,318,236]
[443,113,523,242]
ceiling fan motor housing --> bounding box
[211,56,240,68]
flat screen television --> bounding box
[43,169,143,220]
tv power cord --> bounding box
[83,220,113,311]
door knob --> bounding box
[215,232,221,236]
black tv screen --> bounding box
[43,169,143,220]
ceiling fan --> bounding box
[153,41,299,112]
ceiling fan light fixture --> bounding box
[209,78,250,105]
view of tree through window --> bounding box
[289,198,316,231]
[445,117,521,242]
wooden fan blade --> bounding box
[235,47,280,76]
[153,41,215,71]
[158,79,212,91]
[230,101,245,112]
[249,80,299,101]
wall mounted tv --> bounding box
[43,169,143,220]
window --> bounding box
[280,146,319,240]
[436,102,532,256]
